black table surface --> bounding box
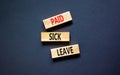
[0,0,120,75]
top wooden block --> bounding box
[43,11,72,29]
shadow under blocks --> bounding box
[52,54,80,62]
[42,42,70,46]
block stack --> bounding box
[41,11,80,59]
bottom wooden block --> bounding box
[50,44,80,59]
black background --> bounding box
[0,0,120,75]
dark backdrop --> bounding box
[0,0,120,75]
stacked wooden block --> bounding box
[41,11,80,59]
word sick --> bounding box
[49,33,61,40]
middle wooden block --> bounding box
[41,32,70,42]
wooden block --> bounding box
[51,44,80,59]
[41,32,70,42]
[43,11,72,29]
